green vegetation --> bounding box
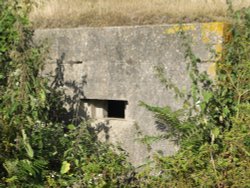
[0,0,249,187]
[0,1,134,187]
[138,5,250,187]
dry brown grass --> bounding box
[30,0,250,28]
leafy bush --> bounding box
[1,0,249,187]
[0,1,134,187]
[138,6,250,188]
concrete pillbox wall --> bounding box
[35,23,226,166]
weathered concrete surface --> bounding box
[35,23,226,166]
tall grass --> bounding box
[30,0,250,28]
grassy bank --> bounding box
[30,0,250,28]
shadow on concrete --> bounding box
[48,52,88,125]
[155,120,169,132]
[94,120,111,141]
[47,53,114,142]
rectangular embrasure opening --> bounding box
[81,99,127,119]
[107,100,127,118]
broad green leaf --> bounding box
[67,124,76,130]
[60,161,70,174]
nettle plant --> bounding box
[138,6,250,188]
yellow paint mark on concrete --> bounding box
[207,63,216,77]
[165,25,196,34]
[215,43,223,54]
[165,22,229,77]
[201,22,225,43]
[201,22,228,77]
